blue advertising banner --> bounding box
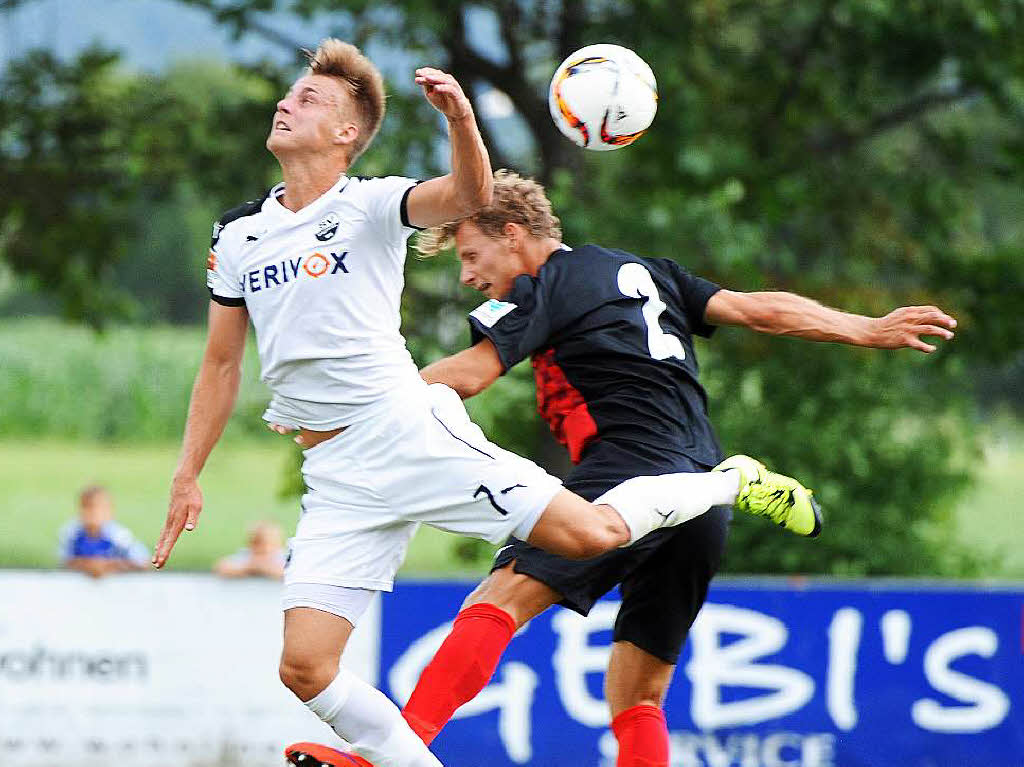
[380,580,1023,767]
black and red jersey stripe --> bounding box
[531,347,599,463]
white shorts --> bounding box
[284,383,563,592]
[282,583,377,626]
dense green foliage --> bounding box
[0,50,285,325]
[698,337,977,575]
[3,0,1022,575]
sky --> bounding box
[1,0,323,70]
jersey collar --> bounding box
[266,173,350,218]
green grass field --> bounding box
[952,418,1024,578]
[0,438,493,576]
[1,422,1021,578]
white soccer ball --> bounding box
[548,44,658,152]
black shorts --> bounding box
[493,439,730,665]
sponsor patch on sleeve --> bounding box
[470,299,518,328]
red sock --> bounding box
[611,705,670,767]
[401,602,517,745]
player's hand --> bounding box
[268,422,307,445]
[415,68,472,122]
[873,305,957,353]
[153,476,204,568]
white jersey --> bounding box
[206,174,426,428]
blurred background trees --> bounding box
[1,0,1021,575]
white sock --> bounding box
[304,667,442,767]
[595,469,740,546]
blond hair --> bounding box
[304,39,386,163]
[417,170,562,256]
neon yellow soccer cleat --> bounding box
[714,455,822,537]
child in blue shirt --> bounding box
[57,486,149,577]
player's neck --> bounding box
[278,155,349,212]
[523,237,563,275]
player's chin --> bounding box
[266,130,294,152]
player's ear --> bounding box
[332,121,359,148]
[503,222,520,249]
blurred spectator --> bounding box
[214,521,286,579]
[58,486,149,578]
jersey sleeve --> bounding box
[467,277,552,372]
[670,261,721,337]
[206,220,245,307]
[360,176,421,244]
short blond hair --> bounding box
[304,39,386,163]
[417,170,562,257]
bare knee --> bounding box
[564,522,623,560]
[280,606,353,702]
[279,653,337,702]
[536,524,619,560]
[528,493,629,560]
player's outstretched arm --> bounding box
[420,338,503,399]
[405,67,492,229]
[705,290,956,353]
[153,302,248,568]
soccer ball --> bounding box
[548,44,658,151]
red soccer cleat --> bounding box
[285,742,373,767]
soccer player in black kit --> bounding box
[287,171,956,767]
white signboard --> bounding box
[0,572,379,767]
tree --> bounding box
[190,0,1020,574]
[1,49,139,325]
[0,48,286,324]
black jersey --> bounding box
[468,244,724,466]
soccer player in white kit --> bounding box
[151,40,819,767]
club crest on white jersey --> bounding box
[315,211,341,242]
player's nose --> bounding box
[459,266,474,286]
